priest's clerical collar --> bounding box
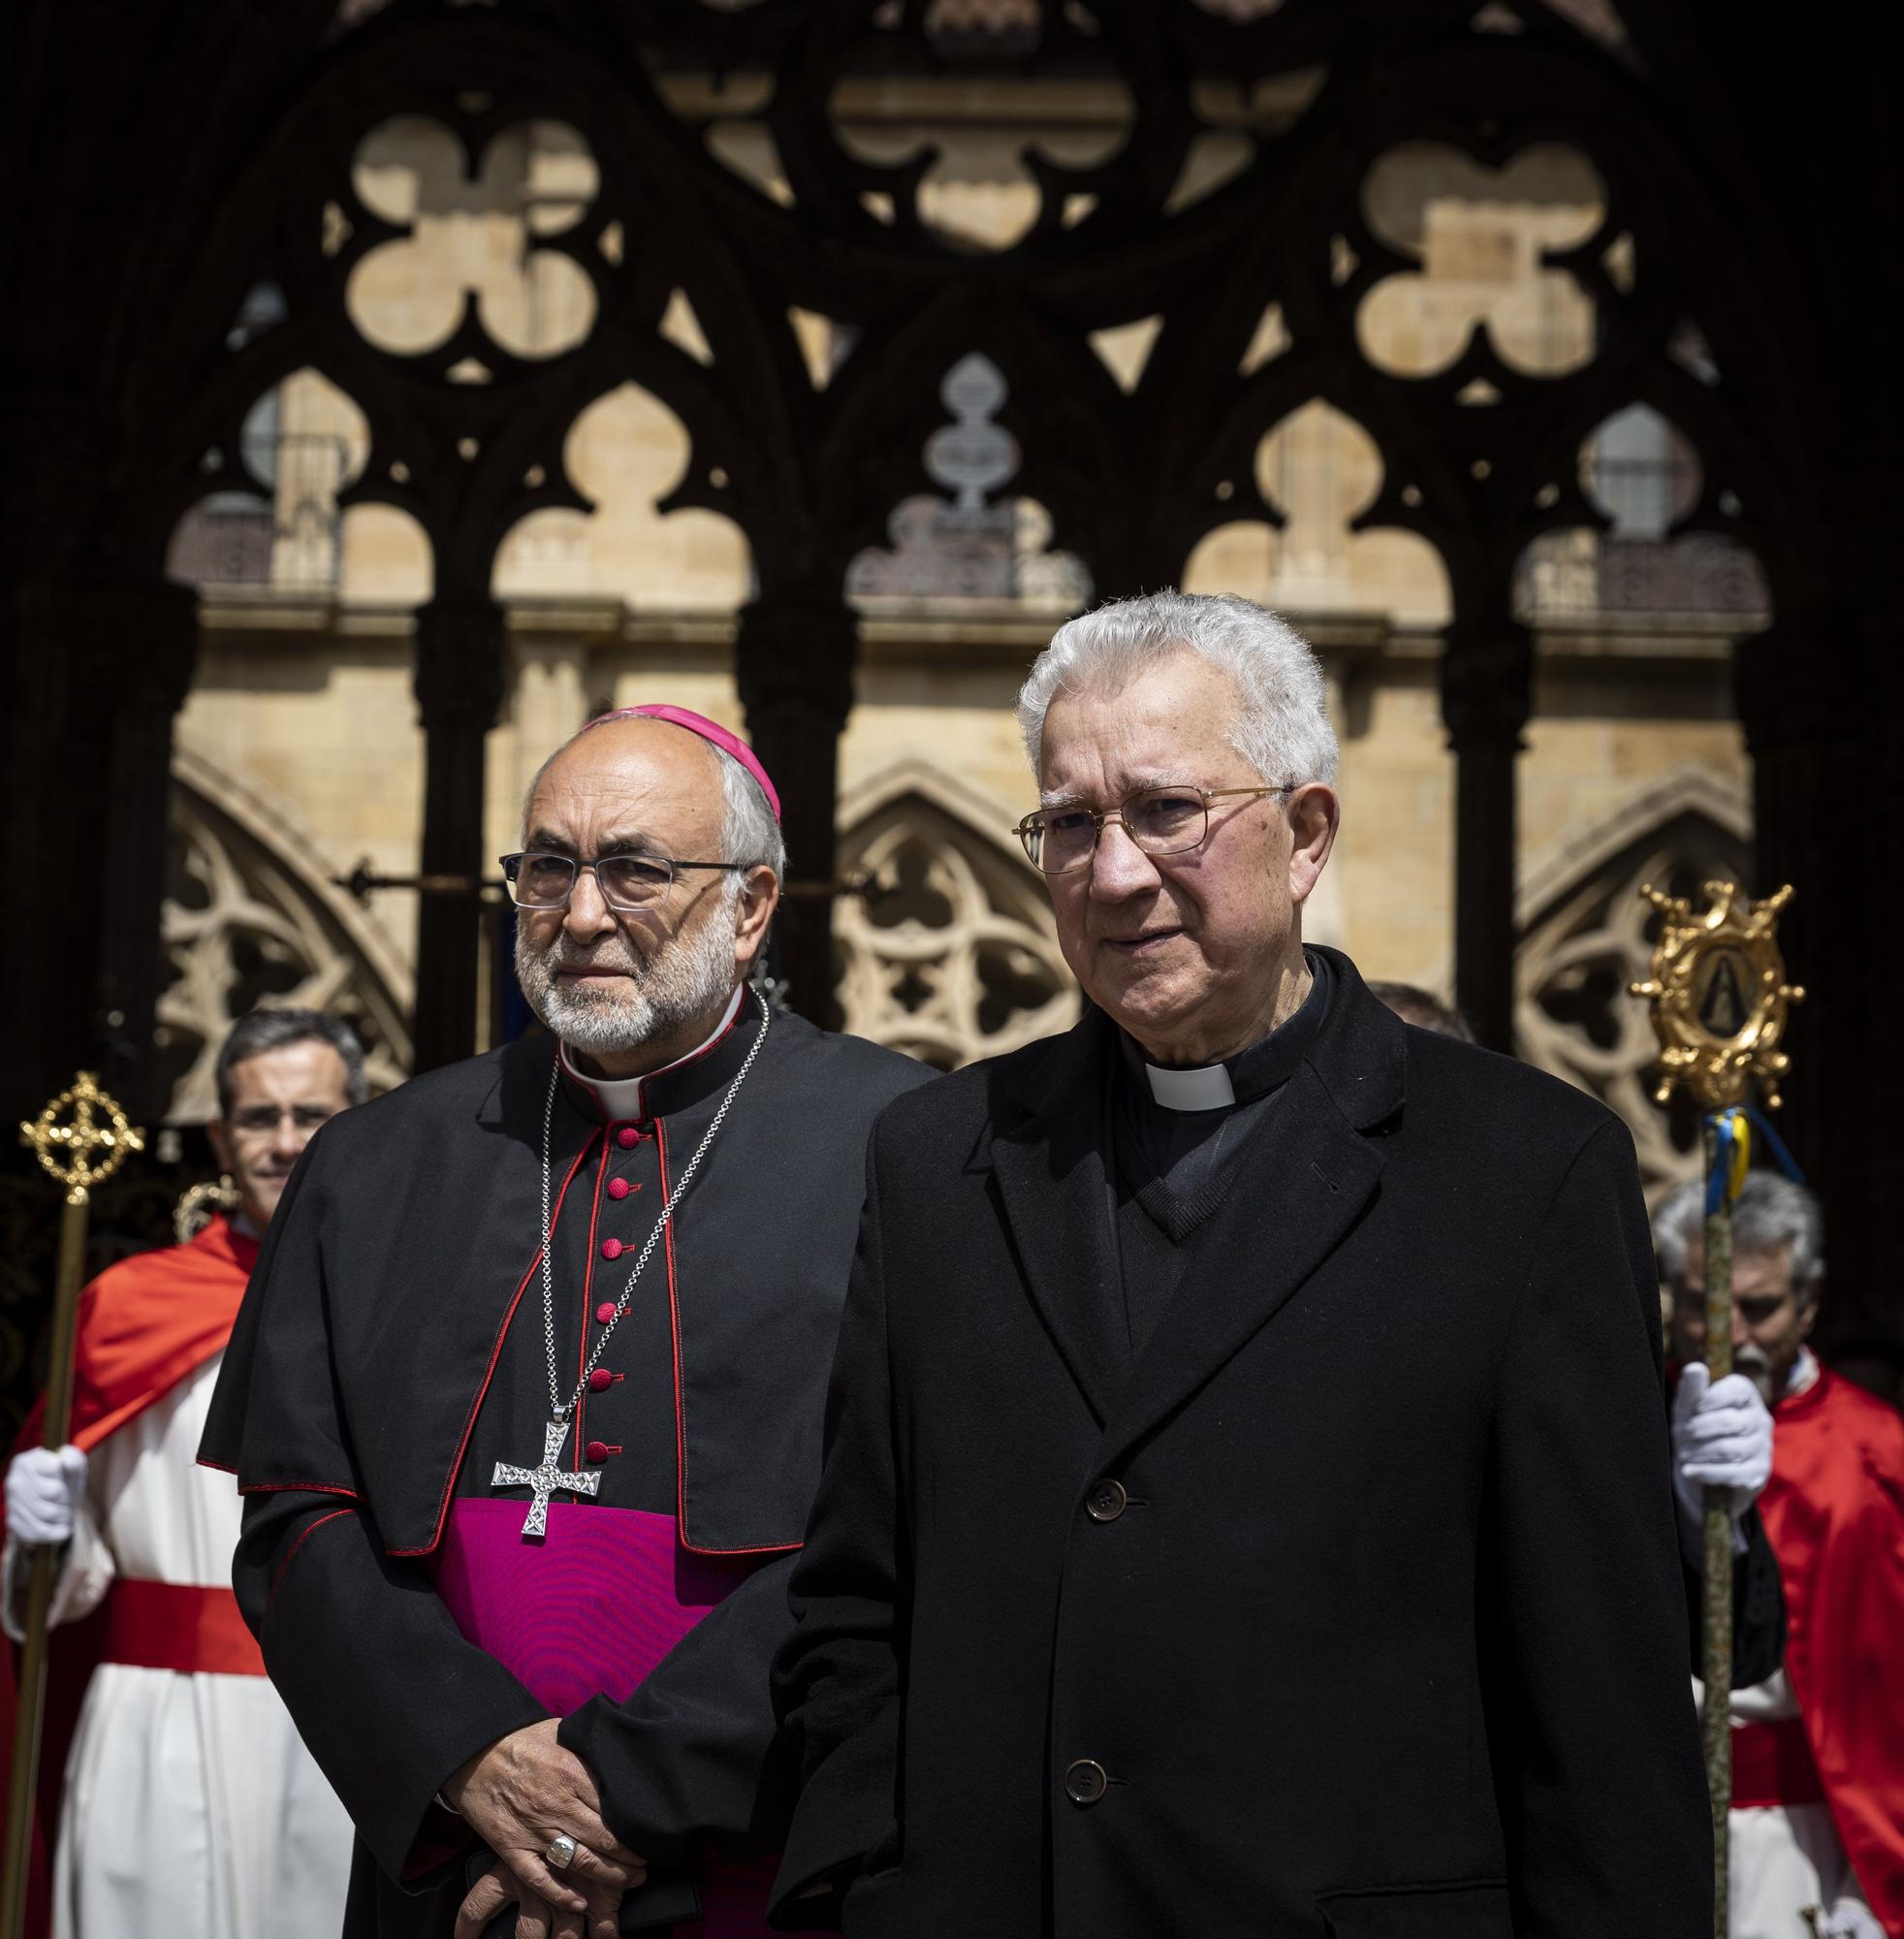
[1122,951,1331,1113]
[559,983,746,1123]
[1144,1062,1236,1111]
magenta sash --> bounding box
[432,1499,777,1937]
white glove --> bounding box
[1670,1362,1773,1529]
[4,1446,87,1545]
[1815,1899,1885,1938]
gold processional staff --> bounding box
[1,1075,143,1939]
[1633,880,1802,1939]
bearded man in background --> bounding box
[1658,1175,1904,1939]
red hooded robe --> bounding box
[1761,1365,1904,1937]
[3,1215,258,1939]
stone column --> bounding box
[1734,620,1868,1294]
[1859,610,1904,1353]
[412,595,508,1072]
[86,575,201,1126]
[1440,618,1533,1054]
[734,590,858,1026]
[0,398,111,1129]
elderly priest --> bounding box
[202,707,925,1939]
[771,592,1712,1937]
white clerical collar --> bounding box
[1782,1346,1820,1402]
[1143,1061,1236,1112]
[559,984,746,1120]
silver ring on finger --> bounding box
[544,1833,579,1871]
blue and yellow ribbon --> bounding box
[1702,1103,1805,1213]
[1704,1107,1750,1214]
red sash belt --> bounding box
[1732,1716,1826,1809]
[100,1579,267,1677]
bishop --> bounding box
[201,707,926,1939]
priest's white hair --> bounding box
[1016,589,1339,791]
[1654,1171,1825,1308]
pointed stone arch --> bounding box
[1514,764,1748,1203]
[162,748,414,1123]
[835,759,1078,1070]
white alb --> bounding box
[1,1355,354,1939]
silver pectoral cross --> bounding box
[492,1417,601,1539]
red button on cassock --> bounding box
[607,1177,630,1200]
[589,1368,614,1392]
[595,1301,617,1325]
[600,1237,622,1260]
[617,1126,639,1149]
[586,1441,610,1464]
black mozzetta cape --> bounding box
[200,1000,925,1938]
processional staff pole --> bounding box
[1632,881,1802,1939]
[1,1076,143,1939]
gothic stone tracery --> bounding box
[836,774,1079,1070]
[6,0,1900,1384]
[110,0,1799,1062]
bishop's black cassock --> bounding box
[200,992,926,1937]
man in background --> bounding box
[1657,1175,1904,1939]
[3,1008,364,1939]
[1365,979,1475,1042]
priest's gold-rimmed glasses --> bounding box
[1013,783,1295,875]
[499,850,747,912]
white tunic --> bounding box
[3,1353,354,1939]
[1692,1354,1874,1937]
[1714,1671,1868,1938]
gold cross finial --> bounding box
[19,1072,145,1201]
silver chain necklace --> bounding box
[491,987,770,1537]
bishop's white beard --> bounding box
[515,903,739,1060]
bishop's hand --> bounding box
[443,1721,645,1929]
[455,1861,622,1939]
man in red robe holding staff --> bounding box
[4,1008,364,1939]
[1658,1172,1904,1939]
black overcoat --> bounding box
[200,1004,925,1937]
[770,949,1712,1937]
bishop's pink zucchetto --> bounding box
[578,704,780,823]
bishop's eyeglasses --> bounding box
[1013,783,1293,875]
[500,850,746,912]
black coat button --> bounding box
[1063,1758,1108,1805]
[1086,1479,1127,1522]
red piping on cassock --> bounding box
[394,1122,595,1557]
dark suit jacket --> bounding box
[770,949,1711,1938]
